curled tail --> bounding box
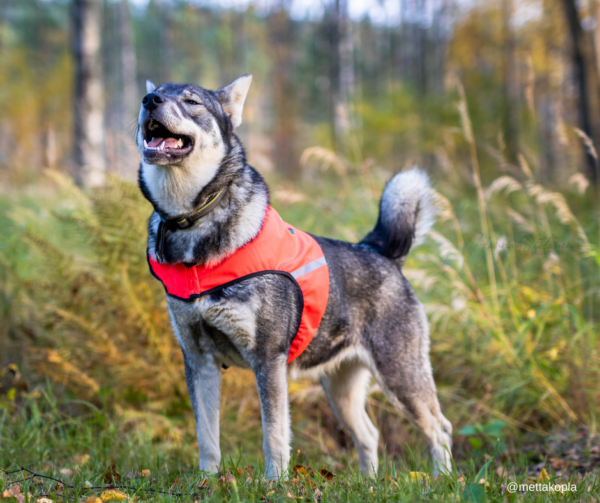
[361,167,435,262]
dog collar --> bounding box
[155,187,227,263]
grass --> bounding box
[0,389,598,502]
[1,96,600,500]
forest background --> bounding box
[1,0,600,501]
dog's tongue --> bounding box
[148,137,181,148]
[163,138,181,148]
[148,137,164,148]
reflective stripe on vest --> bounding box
[148,206,330,363]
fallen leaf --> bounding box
[236,467,244,477]
[100,490,128,502]
[83,498,102,503]
[318,468,335,481]
[73,454,90,466]
[2,486,24,503]
[496,466,509,478]
[259,490,275,501]
[141,469,151,479]
[102,464,121,483]
[286,492,296,499]
[538,468,550,482]
[35,499,54,503]
[293,465,314,477]
[59,468,73,478]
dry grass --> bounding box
[0,102,599,481]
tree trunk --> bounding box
[269,2,297,175]
[159,0,173,84]
[119,0,139,178]
[333,0,353,148]
[561,0,600,182]
[502,0,519,164]
[72,0,106,187]
[119,0,137,124]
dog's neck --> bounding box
[140,138,269,267]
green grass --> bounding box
[1,102,600,500]
[1,390,598,502]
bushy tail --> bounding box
[361,167,435,262]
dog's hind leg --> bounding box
[321,359,379,477]
[184,351,222,473]
[371,311,452,476]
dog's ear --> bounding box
[146,80,156,93]
[216,74,252,129]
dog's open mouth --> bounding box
[142,119,193,160]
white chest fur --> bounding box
[166,292,259,369]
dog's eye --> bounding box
[186,99,201,105]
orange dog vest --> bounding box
[148,206,330,363]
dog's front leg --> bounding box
[184,351,221,473]
[254,355,290,479]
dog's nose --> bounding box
[142,93,164,110]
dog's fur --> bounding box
[136,75,452,478]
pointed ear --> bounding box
[216,74,253,129]
[146,80,156,93]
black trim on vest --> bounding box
[147,253,305,348]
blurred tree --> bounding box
[72,0,106,187]
[119,0,137,126]
[502,0,519,164]
[329,0,354,150]
[269,1,298,175]
[561,0,600,182]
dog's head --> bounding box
[136,75,252,169]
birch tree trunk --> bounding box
[72,0,106,187]
[119,0,137,124]
[119,0,138,178]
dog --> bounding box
[136,74,452,479]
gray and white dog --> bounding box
[136,74,452,479]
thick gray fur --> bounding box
[136,75,452,479]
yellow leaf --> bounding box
[73,454,90,466]
[408,472,430,483]
[538,468,550,482]
[83,498,102,503]
[100,490,128,502]
[527,309,536,319]
[141,469,151,478]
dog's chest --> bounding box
[167,291,259,368]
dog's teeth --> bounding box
[144,140,148,148]
[176,139,183,148]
